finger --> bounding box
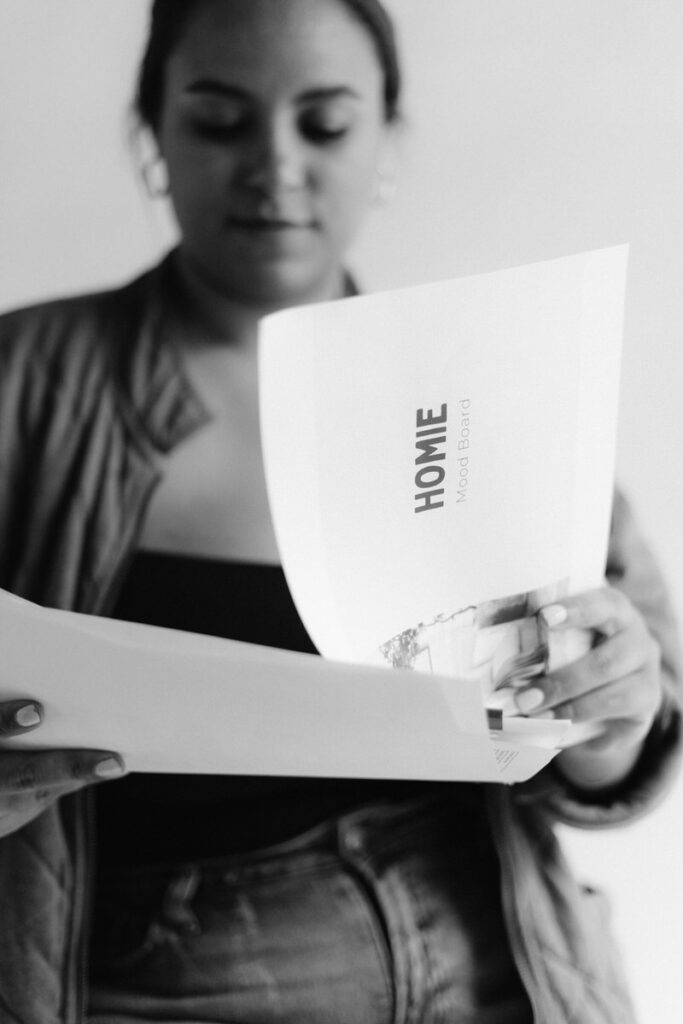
[515,626,658,714]
[0,749,126,794]
[0,800,50,838]
[0,776,99,838]
[0,776,92,816]
[532,626,655,716]
[540,586,634,636]
[0,701,43,737]
[531,671,660,731]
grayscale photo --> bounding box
[0,2,682,1022]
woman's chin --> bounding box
[211,258,341,310]
[176,243,344,315]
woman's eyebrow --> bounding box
[185,80,247,99]
[184,80,361,104]
[297,87,362,104]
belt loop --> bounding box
[162,865,202,935]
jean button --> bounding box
[342,824,364,855]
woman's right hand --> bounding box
[0,699,125,839]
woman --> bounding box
[0,1,680,1021]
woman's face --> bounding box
[156,0,393,308]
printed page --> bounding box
[259,247,627,759]
[0,588,521,780]
[259,246,626,665]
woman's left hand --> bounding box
[514,586,663,792]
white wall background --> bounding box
[1,2,682,1020]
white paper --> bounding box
[0,248,625,785]
[259,246,627,767]
[0,588,553,782]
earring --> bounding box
[373,167,397,206]
[141,156,170,199]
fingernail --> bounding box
[15,705,41,728]
[515,687,545,713]
[540,604,567,627]
[95,758,125,778]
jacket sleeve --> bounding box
[514,488,683,828]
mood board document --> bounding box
[0,246,627,782]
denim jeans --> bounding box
[87,792,533,1023]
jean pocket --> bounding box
[343,871,394,987]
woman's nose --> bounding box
[241,122,306,195]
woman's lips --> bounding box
[228,216,315,231]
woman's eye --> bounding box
[301,120,350,144]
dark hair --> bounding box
[135,0,402,131]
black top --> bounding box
[95,551,437,864]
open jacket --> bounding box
[0,255,681,1024]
